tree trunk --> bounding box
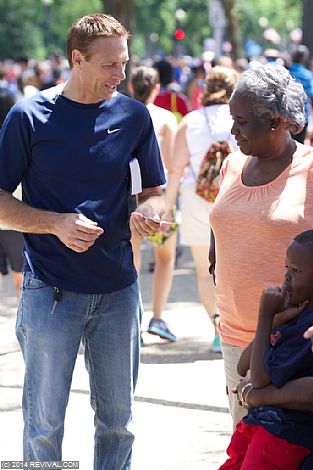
[101,0,134,34]
[220,0,242,61]
[303,0,313,58]
[101,0,135,94]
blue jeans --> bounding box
[16,272,141,469]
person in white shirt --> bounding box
[165,66,238,352]
[130,66,178,342]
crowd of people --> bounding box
[1,11,313,469]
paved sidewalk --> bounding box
[0,245,232,469]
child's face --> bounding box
[284,241,313,308]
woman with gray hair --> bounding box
[209,64,313,428]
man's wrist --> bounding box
[45,211,61,236]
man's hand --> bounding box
[53,213,104,253]
[130,205,164,237]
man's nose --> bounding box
[114,64,126,81]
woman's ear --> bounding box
[270,117,281,131]
[149,83,160,102]
[128,82,133,96]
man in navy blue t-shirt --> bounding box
[0,14,166,468]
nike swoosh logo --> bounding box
[107,128,120,134]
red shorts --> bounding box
[219,421,310,470]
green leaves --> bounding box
[0,0,101,60]
[0,0,302,61]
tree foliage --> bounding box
[133,0,211,57]
[0,0,42,59]
[131,0,302,59]
[0,0,303,60]
[0,0,101,60]
[236,0,301,51]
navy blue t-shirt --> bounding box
[244,307,313,451]
[0,86,165,293]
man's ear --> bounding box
[72,49,84,68]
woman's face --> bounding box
[229,93,272,156]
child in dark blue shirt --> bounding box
[219,230,313,469]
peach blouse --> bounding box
[210,144,313,347]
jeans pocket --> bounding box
[23,272,47,290]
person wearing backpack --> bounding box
[165,66,238,353]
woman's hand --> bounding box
[232,377,252,409]
[304,326,313,352]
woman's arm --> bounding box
[160,117,177,172]
[164,117,190,212]
[209,229,216,283]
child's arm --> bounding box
[238,377,313,412]
[237,303,307,378]
[250,287,287,388]
[251,287,310,388]
[237,340,253,377]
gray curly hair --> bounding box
[232,64,306,134]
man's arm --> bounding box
[0,189,103,253]
[130,186,166,237]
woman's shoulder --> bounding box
[220,151,247,181]
[293,143,313,169]
[147,103,177,126]
[186,107,207,120]
[224,151,248,169]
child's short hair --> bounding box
[294,230,313,247]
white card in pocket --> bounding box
[129,158,142,195]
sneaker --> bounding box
[210,334,222,353]
[148,261,155,273]
[147,318,176,342]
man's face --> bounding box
[284,241,313,308]
[73,36,129,103]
